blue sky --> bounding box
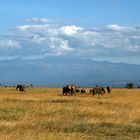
[0,0,140,86]
[0,0,140,31]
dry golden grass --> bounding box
[0,87,140,140]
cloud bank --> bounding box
[1,18,140,63]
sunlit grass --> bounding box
[0,87,140,140]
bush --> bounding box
[126,83,133,89]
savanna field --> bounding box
[0,87,140,140]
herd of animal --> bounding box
[15,84,111,96]
[62,85,111,96]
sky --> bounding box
[0,0,140,28]
[0,0,140,86]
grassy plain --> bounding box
[0,87,140,140]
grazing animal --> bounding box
[94,86,102,95]
[63,85,70,96]
[106,86,112,94]
[90,88,93,94]
[90,86,105,96]
[81,88,86,94]
[70,85,76,95]
[16,84,25,92]
[101,87,106,94]
[75,88,80,93]
[62,85,77,95]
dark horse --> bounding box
[16,84,25,92]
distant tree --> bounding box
[126,83,133,89]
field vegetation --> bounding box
[0,87,140,140]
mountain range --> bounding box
[0,57,140,87]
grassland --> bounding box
[0,87,140,140]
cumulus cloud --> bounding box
[60,25,84,35]
[0,18,140,63]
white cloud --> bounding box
[106,24,127,31]
[48,37,74,55]
[60,25,83,35]
[1,18,140,63]
[16,24,50,31]
[31,34,46,44]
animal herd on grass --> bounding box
[15,84,111,96]
[62,85,111,96]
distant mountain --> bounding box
[0,58,140,87]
